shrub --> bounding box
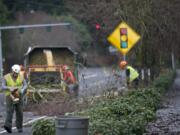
[32,70,175,135]
[32,119,55,135]
[153,71,175,90]
[78,70,175,135]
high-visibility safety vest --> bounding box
[4,73,24,96]
[127,66,139,82]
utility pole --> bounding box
[123,55,126,61]
[171,51,175,70]
[0,23,71,83]
[0,30,3,84]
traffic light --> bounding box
[95,23,101,30]
[120,28,128,48]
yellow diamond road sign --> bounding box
[107,22,141,55]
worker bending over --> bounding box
[119,61,139,88]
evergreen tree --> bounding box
[3,0,65,15]
[0,0,9,25]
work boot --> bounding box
[4,125,12,133]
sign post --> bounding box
[0,30,3,83]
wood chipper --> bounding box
[24,46,79,92]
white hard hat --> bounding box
[12,64,21,73]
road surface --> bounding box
[0,127,31,135]
[78,67,126,97]
[145,70,180,135]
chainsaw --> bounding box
[9,87,20,104]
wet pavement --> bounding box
[0,110,46,135]
[0,127,31,135]
[145,70,180,135]
[78,67,126,97]
[0,112,47,135]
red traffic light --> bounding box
[95,24,101,30]
[120,28,127,35]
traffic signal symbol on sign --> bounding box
[120,28,128,48]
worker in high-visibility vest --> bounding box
[119,61,139,88]
[1,64,28,133]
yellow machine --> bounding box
[24,46,78,87]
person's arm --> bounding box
[126,68,130,77]
[63,72,67,81]
[126,68,130,84]
[20,79,28,95]
[2,78,19,92]
[68,71,76,84]
[1,78,9,91]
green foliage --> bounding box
[32,119,55,135]
[78,71,175,135]
[58,15,92,50]
[3,0,65,15]
[80,89,156,135]
[0,0,9,25]
[153,70,176,90]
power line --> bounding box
[0,23,71,30]
[4,0,64,9]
